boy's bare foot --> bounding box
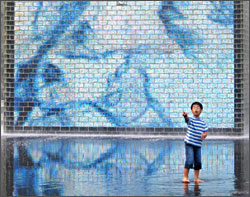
[194,179,204,183]
[182,178,190,183]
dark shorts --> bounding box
[184,142,202,170]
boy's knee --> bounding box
[194,162,202,170]
[185,159,194,169]
[185,163,193,169]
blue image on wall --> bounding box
[14,1,234,128]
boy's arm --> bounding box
[201,122,208,140]
[182,112,189,123]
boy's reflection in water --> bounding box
[183,183,201,196]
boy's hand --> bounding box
[201,132,207,140]
[183,112,188,118]
[183,112,189,122]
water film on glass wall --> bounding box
[2,1,245,132]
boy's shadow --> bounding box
[183,183,201,196]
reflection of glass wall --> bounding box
[14,1,234,128]
[13,138,234,196]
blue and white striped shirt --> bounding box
[184,117,208,147]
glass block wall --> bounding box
[1,1,249,134]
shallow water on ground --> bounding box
[1,137,249,196]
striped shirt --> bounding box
[184,117,208,147]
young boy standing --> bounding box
[182,102,208,183]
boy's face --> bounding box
[191,104,202,118]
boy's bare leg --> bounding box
[182,168,190,183]
[194,170,204,183]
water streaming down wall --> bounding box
[243,1,249,137]
[1,1,249,136]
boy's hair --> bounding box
[191,102,203,110]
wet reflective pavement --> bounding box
[1,137,249,196]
